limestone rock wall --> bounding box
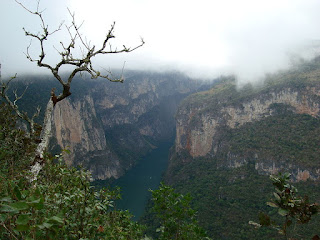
[49,71,208,180]
[174,83,320,181]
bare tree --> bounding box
[1,1,144,181]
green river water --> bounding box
[110,141,173,220]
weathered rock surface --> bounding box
[49,71,209,180]
[173,77,320,181]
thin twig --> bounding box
[1,222,19,240]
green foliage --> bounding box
[164,157,279,239]
[1,152,212,239]
[0,101,208,239]
[150,183,209,240]
[0,102,145,239]
[160,62,320,239]
[226,112,320,168]
[251,173,319,239]
[0,155,145,239]
[164,153,320,239]
[0,103,36,181]
[1,87,211,240]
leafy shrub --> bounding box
[250,173,319,239]
[0,154,145,239]
[151,183,210,240]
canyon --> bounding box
[161,60,320,238]
[10,60,320,239]
[173,82,320,181]
[47,71,209,180]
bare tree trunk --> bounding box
[11,0,144,182]
[30,99,54,181]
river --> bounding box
[110,141,173,220]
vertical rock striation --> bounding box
[49,71,210,180]
[173,77,320,181]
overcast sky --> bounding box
[1,0,320,84]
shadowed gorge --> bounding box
[2,1,320,239]
[3,58,320,239]
[7,71,212,180]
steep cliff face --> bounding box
[174,79,320,181]
[49,71,208,180]
[53,95,105,165]
[164,61,320,239]
[51,95,122,179]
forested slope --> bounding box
[163,57,320,239]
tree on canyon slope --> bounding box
[0,2,211,239]
[250,173,319,240]
[0,103,146,239]
[0,1,146,239]
[0,0,144,180]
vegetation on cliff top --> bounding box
[164,153,320,239]
[0,101,210,239]
[180,56,320,113]
[162,57,320,239]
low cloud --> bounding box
[1,0,320,84]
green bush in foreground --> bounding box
[0,105,143,239]
[250,173,319,240]
[0,154,144,240]
[0,102,208,239]
[151,183,210,240]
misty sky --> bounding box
[1,0,320,84]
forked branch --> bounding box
[10,0,144,181]
[0,74,41,138]
[15,0,144,105]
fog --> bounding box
[1,0,320,84]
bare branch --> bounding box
[15,0,38,14]
[121,61,126,80]
[12,85,28,106]
[0,75,40,138]
[67,8,89,51]
[12,0,144,181]
[17,0,144,103]
[0,222,19,240]
[33,106,41,120]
